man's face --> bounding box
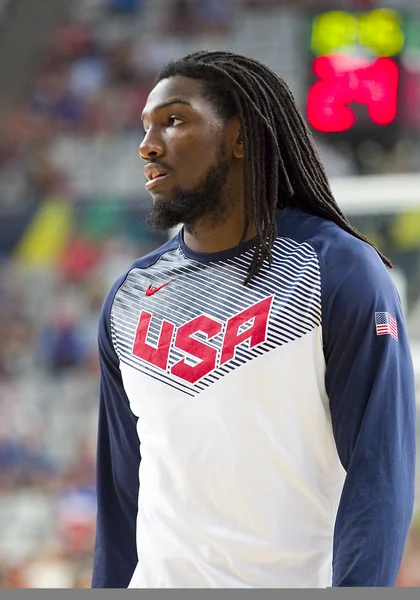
[139,76,240,232]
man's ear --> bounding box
[227,116,244,159]
[233,129,244,159]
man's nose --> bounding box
[139,128,164,161]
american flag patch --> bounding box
[375,312,398,341]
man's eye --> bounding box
[168,116,183,127]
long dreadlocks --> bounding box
[157,50,392,284]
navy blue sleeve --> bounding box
[91,279,141,588]
[320,235,416,587]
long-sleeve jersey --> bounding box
[91,206,416,588]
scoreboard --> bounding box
[305,7,420,141]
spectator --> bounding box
[105,0,142,14]
[36,298,89,374]
[29,67,84,131]
[68,46,108,103]
[162,0,201,36]
[194,0,235,34]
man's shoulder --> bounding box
[278,206,393,300]
[101,234,181,315]
[127,233,181,273]
[279,206,383,269]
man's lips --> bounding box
[145,173,171,190]
[144,163,172,191]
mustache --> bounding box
[145,159,173,171]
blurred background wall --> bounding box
[0,0,419,588]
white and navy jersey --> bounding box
[91,206,416,588]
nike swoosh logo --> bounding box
[145,280,172,296]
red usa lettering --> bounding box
[132,295,274,384]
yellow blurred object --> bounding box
[14,197,74,267]
[390,211,420,251]
[311,9,404,57]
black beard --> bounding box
[145,152,230,234]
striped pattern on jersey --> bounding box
[110,237,321,397]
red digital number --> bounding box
[307,55,399,132]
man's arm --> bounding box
[322,242,416,587]
[91,282,141,588]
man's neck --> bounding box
[182,213,257,255]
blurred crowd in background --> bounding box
[0,0,420,588]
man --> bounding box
[91,51,416,588]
